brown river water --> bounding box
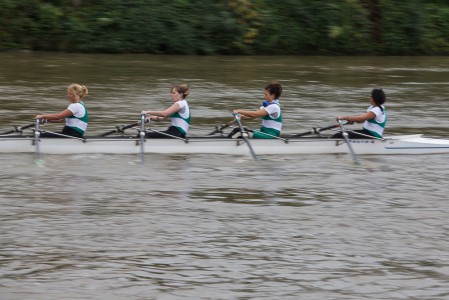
[1,53,449,299]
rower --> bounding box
[227,82,283,139]
[334,88,386,139]
[35,83,89,138]
[141,83,191,139]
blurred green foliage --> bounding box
[1,0,449,54]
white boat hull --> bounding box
[2,135,449,156]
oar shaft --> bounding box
[100,122,140,137]
[21,122,36,131]
[233,113,258,160]
[0,122,35,135]
[317,123,339,133]
[139,114,146,163]
[99,129,117,137]
[295,123,339,137]
[122,122,140,131]
[34,119,41,159]
[338,120,360,164]
[0,129,16,135]
[208,120,235,135]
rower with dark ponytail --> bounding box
[334,87,387,139]
[371,88,386,112]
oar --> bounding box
[0,122,35,135]
[34,119,41,160]
[208,120,235,135]
[233,113,258,161]
[99,122,140,137]
[139,113,146,163]
[294,123,340,137]
[338,119,360,165]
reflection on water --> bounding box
[1,54,449,299]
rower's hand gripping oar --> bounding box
[338,119,360,165]
[208,120,235,135]
[233,113,258,161]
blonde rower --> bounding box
[35,83,89,138]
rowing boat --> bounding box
[1,133,449,155]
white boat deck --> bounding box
[2,134,449,155]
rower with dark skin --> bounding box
[334,88,387,139]
[229,82,283,139]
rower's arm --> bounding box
[143,102,181,120]
[339,111,376,123]
[233,108,268,119]
[36,109,73,122]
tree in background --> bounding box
[1,0,449,55]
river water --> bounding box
[1,53,449,299]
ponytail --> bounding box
[371,88,386,112]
